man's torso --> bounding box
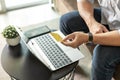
[97,0,120,30]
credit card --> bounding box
[50,32,63,42]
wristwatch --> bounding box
[88,32,93,43]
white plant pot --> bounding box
[6,36,21,46]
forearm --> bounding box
[77,0,95,26]
[93,30,120,46]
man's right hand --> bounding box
[88,20,109,34]
[77,0,109,34]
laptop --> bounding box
[15,25,84,71]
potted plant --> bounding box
[2,25,21,46]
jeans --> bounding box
[59,9,120,80]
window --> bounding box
[0,0,6,13]
[0,4,2,11]
[0,0,49,12]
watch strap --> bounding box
[88,32,93,42]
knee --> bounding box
[92,45,107,69]
[93,45,120,67]
[59,12,72,34]
[59,13,68,32]
[59,11,79,28]
[59,11,80,35]
[92,45,115,70]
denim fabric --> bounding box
[59,9,120,80]
[92,45,120,80]
[59,9,101,35]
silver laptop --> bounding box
[15,26,84,71]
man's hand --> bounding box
[77,0,109,34]
[88,21,109,34]
[61,32,88,48]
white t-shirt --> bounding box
[77,0,120,31]
[98,0,120,30]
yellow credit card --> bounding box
[50,32,63,42]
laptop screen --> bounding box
[24,26,51,39]
[15,25,51,43]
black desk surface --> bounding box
[1,42,78,80]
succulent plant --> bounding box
[2,25,19,39]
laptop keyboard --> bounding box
[34,34,72,69]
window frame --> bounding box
[0,0,49,13]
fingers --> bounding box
[102,26,109,32]
[95,26,109,34]
[61,40,74,47]
[61,34,74,45]
[61,38,78,48]
[95,29,103,34]
[61,33,78,47]
[62,33,75,42]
